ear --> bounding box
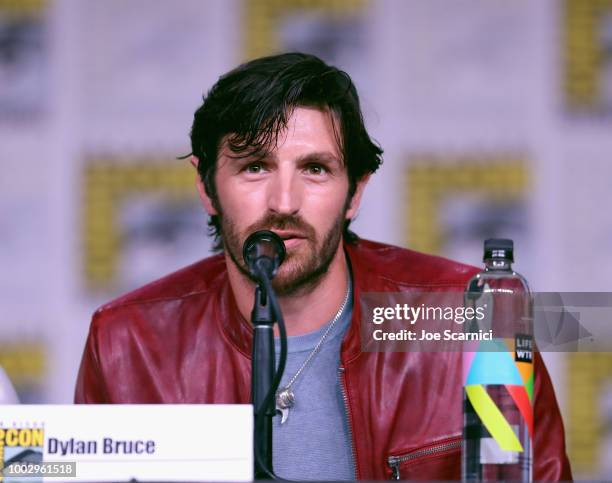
[345,174,370,220]
[191,156,218,216]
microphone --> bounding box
[244,231,287,479]
[243,230,286,282]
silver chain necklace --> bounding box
[275,277,351,425]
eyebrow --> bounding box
[294,152,342,166]
[223,150,343,168]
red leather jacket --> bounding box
[75,239,572,480]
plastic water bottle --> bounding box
[462,239,533,482]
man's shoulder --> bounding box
[349,239,479,288]
[95,253,227,317]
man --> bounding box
[75,53,572,480]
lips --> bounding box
[270,230,308,248]
[272,230,307,240]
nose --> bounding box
[267,169,301,216]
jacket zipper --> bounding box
[338,366,358,480]
[387,438,462,480]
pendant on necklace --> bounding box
[275,386,295,425]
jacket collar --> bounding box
[341,240,369,362]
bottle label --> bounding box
[463,337,535,450]
[515,334,533,363]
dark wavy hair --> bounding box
[188,52,383,248]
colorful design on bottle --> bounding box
[463,336,534,452]
[465,385,523,452]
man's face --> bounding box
[205,107,362,295]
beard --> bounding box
[221,210,346,296]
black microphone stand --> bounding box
[242,230,287,480]
[244,230,287,480]
[251,281,276,479]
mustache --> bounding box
[246,213,316,238]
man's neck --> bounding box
[227,244,350,336]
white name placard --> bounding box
[0,405,253,482]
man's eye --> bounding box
[244,163,264,173]
[306,164,326,175]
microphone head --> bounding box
[242,230,286,280]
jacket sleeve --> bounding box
[74,312,110,403]
[534,352,573,480]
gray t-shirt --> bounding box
[272,288,355,481]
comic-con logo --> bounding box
[0,426,44,482]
